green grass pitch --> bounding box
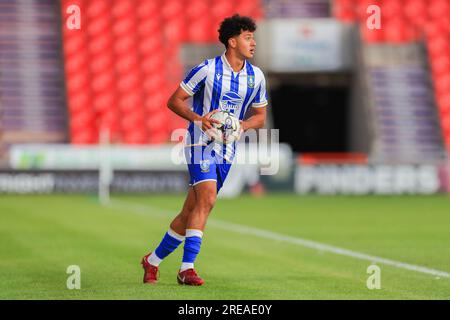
[0,194,449,299]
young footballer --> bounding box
[142,14,268,286]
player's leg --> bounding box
[143,189,196,271]
[141,189,197,284]
[169,187,197,236]
[178,180,217,286]
[186,181,217,230]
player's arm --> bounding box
[167,87,219,131]
[167,87,201,123]
[168,60,220,132]
[167,87,220,132]
[241,106,266,131]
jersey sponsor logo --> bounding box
[216,73,222,81]
[219,91,243,113]
[247,75,255,88]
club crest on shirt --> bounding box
[219,91,243,113]
[247,75,255,88]
[200,160,210,173]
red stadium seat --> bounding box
[116,71,141,92]
[186,0,209,20]
[188,18,213,43]
[66,72,90,95]
[435,74,450,97]
[71,129,97,144]
[427,36,450,59]
[211,0,235,20]
[405,0,428,26]
[92,92,116,115]
[431,55,450,79]
[384,19,415,43]
[441,116,450,134]
[121,110,146,131]
[235,1,261,17]
[143,54,164,75]
[165,18,187,43]
[428,0,450,20]
[136,0,160,18]
[382,0,404,20]
[437,93,450,113]
[70,110,94,129]
[142,74,165,94]
[148,132,169,144]
[123,130,148,144]
[68,91,91,113]
[425,21,446,39]
[360,23,384,43]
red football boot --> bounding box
[177,268,205,286]
[141,253,159,284]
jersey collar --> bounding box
[221,51,247,74]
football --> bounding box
[209,110,241,144]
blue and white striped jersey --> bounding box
[180,52,268,162]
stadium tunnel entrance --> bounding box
[268,72,368,154]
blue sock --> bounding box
[149,229,184,266]
[181,229,204,271]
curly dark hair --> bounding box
[218,14,257,48]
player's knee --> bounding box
[187,202,196,214]
[181,204,195,219]
[197,194,216,213]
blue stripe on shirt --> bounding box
[226,72,241,158]
[240,62,255,120]
[230,72,239,93]
[253,85,261,103]
[183,59,208,84]
[187,87,205,144]
[210,56,223,112]
[192,77,206,96]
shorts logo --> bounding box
[219,91,243,113]
[200,160,210,173]
[247,75,255,88]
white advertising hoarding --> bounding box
[256,19,353,72]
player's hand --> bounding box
[239,120,247,132]
[201,109,221,133]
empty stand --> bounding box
[334,0,450,158]
[61,0,264,145]
[0,0,68,153]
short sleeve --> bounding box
[251,72,268,108]
[180,60,209,96]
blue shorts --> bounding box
[184,145,232,193]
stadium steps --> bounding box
[0,0,68,154]
[359,44,446,164]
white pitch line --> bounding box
[108,199,450,279]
